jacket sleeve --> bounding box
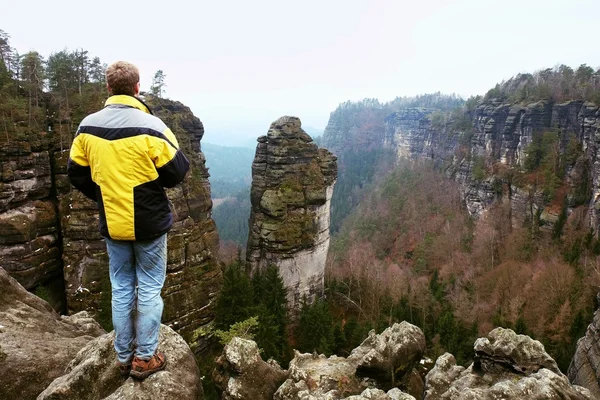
[67,133,98,201]
[151,127,190,188]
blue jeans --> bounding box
[105,233,167,363]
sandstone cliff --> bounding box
[0,138,65,310]
[0,95,221,354]
[382,100,599,229]
[568,293,600,398]
[246,116,337,307]
[0,266,104,400]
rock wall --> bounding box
[0,140,65,310]
[0,96,221,354]
[568,293,600,398]
[246,116,337,307]
[383,100,600,230]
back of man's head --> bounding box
[106,61,139,96]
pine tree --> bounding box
[150,70,166,97]
[252,265,289,361]
[297,297,334,355]
[214,262,254,331]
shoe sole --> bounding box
[129,359,167,380]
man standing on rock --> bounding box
[67,61,190,379]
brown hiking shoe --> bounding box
[130,352,167,379]
[116,360,132,377]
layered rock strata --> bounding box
[39,325,204,400]
[246,116,337,307]
[0,267,104,400]
[0,140,65,310]
[382,100,600,230]
[425,327,592,399]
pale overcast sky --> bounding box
[3,0,599,145]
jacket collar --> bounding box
[105,95,153,115]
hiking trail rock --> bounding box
[38,324,203,400]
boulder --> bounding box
[424,328,593,399]
[213,337,287,400]
[274,352,362,399]
[347,322,426,394]
[0,267,104,400]
[38,325,203,400]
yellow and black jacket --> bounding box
[67,95,190,241]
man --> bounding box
[67,61,190,379]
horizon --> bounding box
[4,0,600,145]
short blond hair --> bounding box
[106,61,139,96]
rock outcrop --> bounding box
[213,323,420,400]
[213,324,593,400]
[0,267,104,400]
[38,324,203,400]
[246,116,337,307]
[0,95,222,354]
[0,140,65,310]
[425,327,593,399]
[347,322,426,393]
[213,337,288,400]
[568,293,600,398]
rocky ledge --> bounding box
[213,323,592,400]
[38,324,203,400]
[0,267,104,400]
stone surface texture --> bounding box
[246,116,337,307]
[212,323,419,400]
[425,328,593,399]
[0,140,65,309]
[347,322,426,394]
[38,324,203,400]
[213,337,288,400]
[568,293,600,398]
[0,267,104,400]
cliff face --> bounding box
[383,100,600,229]
[0,96,221,354]
[568,293,600,398]
[0,139,65,310]
[246,116,337,307]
